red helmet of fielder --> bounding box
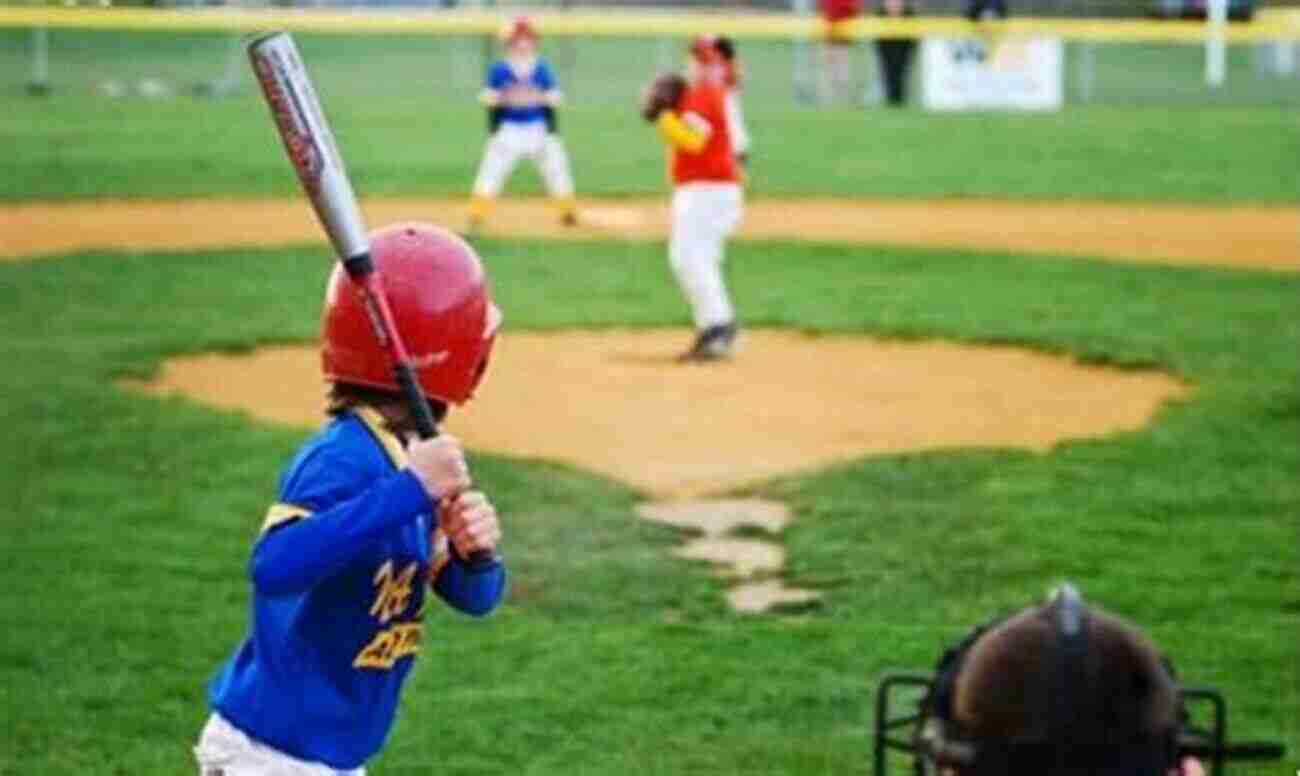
[500,15,539,45]
[321,223,501,405]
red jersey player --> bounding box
[640,41,743,361]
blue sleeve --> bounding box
[434,553,506,617]
[487,62,511,90]
[535,61,556,91]
[250,452,434,596]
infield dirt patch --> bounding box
[134,329,1189,499]
[4,197,1295,271]
[133,329,1189,613]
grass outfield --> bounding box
[0,238,1295,774]
[1,29,1298,203]
[4,95,1295,203]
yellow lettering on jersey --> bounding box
[352,623,423,670]
[261,503,311,534]
[370,560,419,625]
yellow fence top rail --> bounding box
[0,5,1297,42]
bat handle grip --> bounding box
[394,364,499,572]
[395,363,439,441]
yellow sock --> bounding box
[555,197,577,220]
[469,196,492,222]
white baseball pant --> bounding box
[194,713,365,776]
[670,182,744,330]
[472,122,574,198]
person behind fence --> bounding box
[874,0,917,107]
[965,0,1008,22]
[819,0,863,104]
[873,583,1287,776]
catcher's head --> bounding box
[941,586,1181,774]
[640,72,687,123]
[322,223,501,410]
[877,585,1201,776]
[500,15,538,55]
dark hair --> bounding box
[952,605,1179,767]
[326,382,447,436]
[715,36,736,61]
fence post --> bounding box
[1205,0,1227,87]
[27,27,50,96]
[1074,41,1096,103]
[791,0,816,104]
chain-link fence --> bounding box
[3,22,1297,106]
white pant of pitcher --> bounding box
[472,122,574,198]
[194,713,365,776]
[670,182,743,330]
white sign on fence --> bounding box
[920,36,1064,111]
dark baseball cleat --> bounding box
[678,323,738,362]
[560,211,578,227]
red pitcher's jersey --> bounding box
[672,83,738,186]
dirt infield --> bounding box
[134,330,1188,499]
[131,321,1192,611]
[3,197,1296,270]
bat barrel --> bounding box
[247,31,370,262]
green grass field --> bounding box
[1,240,1296,774]
[0,24,1297,776]
[1,29,1297,202]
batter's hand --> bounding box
[441,490,502,559]
[408,435,471,502]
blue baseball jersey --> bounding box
[207,407,506,770]
[486,58,557,125]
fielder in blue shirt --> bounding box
[196,223,507,775]
[468,16,578,233]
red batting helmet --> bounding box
[500,16,539,45]
[322,223,501,406]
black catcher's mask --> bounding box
[872,585,1284,776]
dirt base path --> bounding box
[636,500,822,614]
[134,329,1188,499]
[4,197,1295,270]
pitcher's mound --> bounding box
[132,329,1188,498]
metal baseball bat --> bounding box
[247,32,494,567]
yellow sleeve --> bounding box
[657,111,707,154]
